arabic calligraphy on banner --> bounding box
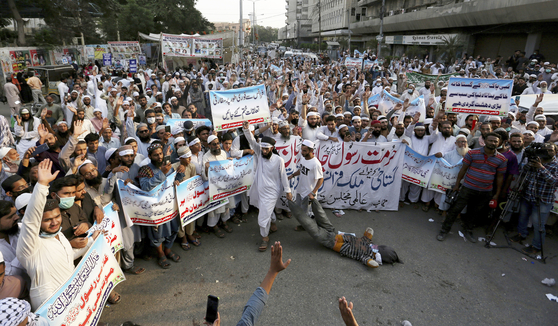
[210,85,271,131]
[428,158,463,193]
[275,136,302,210]
[315,141,404,211]
[405,72,458,87]
[87,204,124,254]
[117,173,178,226]
[446,77,513,116]
[344,57,363,69]
[166,118,213,131]
[401,146,436,187]
[175,176,229,229]
[35,237,125,326]
[208,155,254,200]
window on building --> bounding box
[362,8,367,16]
[351,8,355,16]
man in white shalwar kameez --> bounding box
[16,159,100,310]
[243,121,292,252]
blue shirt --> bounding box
[236,287,268,326]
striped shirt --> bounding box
[462,147,507,192]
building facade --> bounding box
[279,0,314,44]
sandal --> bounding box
[188,237,201,246]
[221,223,233,233]
[212,226,225,238]
[270,222,278,233]
[294,225,305,231]
[166,251,180,262]
[285,212,292,218]
[240,214,248,222]
[180,242,191,251]
[192,231,201,239]
[422,204,430,212]
[231,216,241,224]
[157,257,171,269]
[108,291,121,304]
[123,266,146,275]
[259,239,269,252]
[276,213,284,220]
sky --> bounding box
[195,0,287,29]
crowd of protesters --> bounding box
[1,46,558,325]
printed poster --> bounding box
[35,237,125,326]
[175,176,229,229]
[446,77,513,116]
[210,84,271,131]
[401,146,436,187]
[275,136,302,210]
[162,34,193,57]
[88,204,124,254]
[208,155,254,201]
[428,158,463,193]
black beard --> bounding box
[210,148,222,156]
[77,117,84,121]
[122,161,133,168]
[442,131,452,138]
[139,134,151,142]
[48,141,61,151]
[510,144,523,152]
[291,118,298,125]
[262,151,273,159]
[13,187,31,199]
[3,223,19,235]
[85,174,103,187]
[58,131,68,137]
[372,130,381,137]
[308,121,319,129]
[22,116,30,122]
[152,159,163,168]
[415,133,425,139]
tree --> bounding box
[117,0,154,41]
[435,35,465,65]
[6,0,27,45]
[248,25,278,44]
[150,0,214,34]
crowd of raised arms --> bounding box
[0,47,557,325]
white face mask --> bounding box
[147,117,156,124]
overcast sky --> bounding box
[195,0,287,29]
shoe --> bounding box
[463,230,477,243]
[522,246,540,256]
[436,231,447,241]
[510,234,526,243]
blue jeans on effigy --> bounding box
[517,199,553,250]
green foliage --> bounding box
[0,28,17,46]
[31,28,59,48]
[435,35,465,65]
[248,25,278,43]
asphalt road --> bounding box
[98,204,558,326]
[2,102,556,326]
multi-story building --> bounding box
[309,0,352,39]
[350,0,558,62]
[278,0,314,45]
[212,19,251,34]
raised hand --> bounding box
[24,146,36,159]
[535,93,544,106]
[37,159,60,186]
[38,124,49,139]
[73,120,85,137]
[413,112,420,124]
[269,241,291,273]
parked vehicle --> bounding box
[27,65,75,103]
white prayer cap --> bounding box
[535,114,546,121]
[527,121,539,127]
[151,73,156,76]
[207,135,218,144]
[57,121,68,127]
[83,95,91,100]
[339,124,348,130]
[155,102,162,108]
[455,134,467,141]
[122,100,130,105]
[352,115,361,121]
[544,61,550,65]
[307,112,319,118]
[343,111,353,116]
[124,137,136,144]
[172,127,184,135]
[178,147,192,158]
[105,148,117,161]
[529,74,537,78]
[77,159,94,173]
[522,130,535,136]
[459,128,470,135]
[0,147,12,160]
[156,92,163,96]
[146,88,153,93]
[361,116,370,121]
[71,90,79,94]
[170,96,177,101]
[301,139,315,149]
[155,125,166,132]
[423,118,433,125]
[15,193,32,211]
[272,117,280,125]
[0,250,3,263]
[20,108,30,114]
[335,113,344,118]
[173,136,185,144]
[488,116,501,122]
[132,92,139,97]
[260,142,274,148]
[93,108,102,113]
[278,120,289,128]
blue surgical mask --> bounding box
[408,89,413,94]
[506,127,511,132]
[58,196,75,210]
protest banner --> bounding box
[275,137,302,210]
[446,78,513,116]
[108,41,141,58]
[405,72,458,87]
[117,173,178,226]
[404,95,426,123]
[363,59,375,70]
[344,57,363,69]
[176,176,229,229]
[210,84,271,131]
[166,118,212,131]
[401,146,437,187]
[378,90,402,114]
[428,158,463,193]
[315,141,404,211]
[35,237,125,326]
[128,59,137,73]
[88,204,124,254]
[553,190,558,214]
[192,38,223,59]
[368,93,381,107]
[162,34,193,57]
[270,64,282,74]
[208,155,255,201]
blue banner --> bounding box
[128,59,137,73]
[102,53,112,66]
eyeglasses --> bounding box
[13,183,30,192]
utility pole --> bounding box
[318,0,321,53]
[239,0,244,48]
[377,0,385,58]
[347,8,351,54]
[254,1,258,45]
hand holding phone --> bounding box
[205,295,219,324]
[32,143,49,156]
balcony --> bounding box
[351,0,558,35]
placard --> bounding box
[446,78,513,116]
[210,84,271,131]
[175,176,229,228]
[401,146,436,187]
[208,155,254,200]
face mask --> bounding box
[506,127,511,132]
[58,196,75,210]
[147,117,156,124]
[408,89,413,94]
[546,69,551,73]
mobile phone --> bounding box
[163,155,171,165]
[205,295,219,323]
[165,126,171,133]
[515,95,520,101]
[32,143,49,156]
[76,232,88,238]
